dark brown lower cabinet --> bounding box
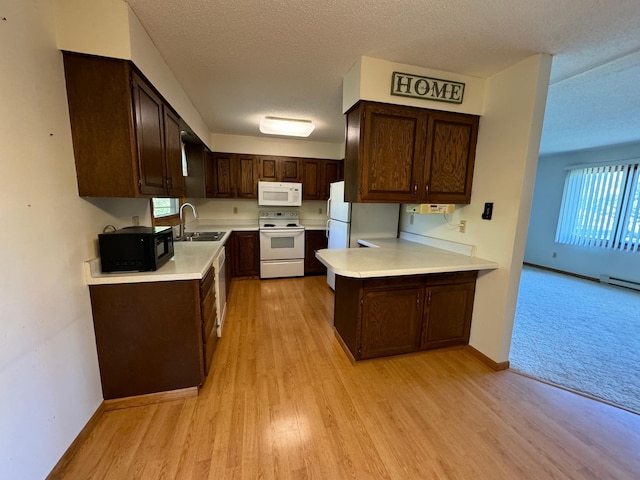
[89,268,217,400]
[304,230,328,275]
[231,231,260,277]
[200,266,218,375]
[360,281,423,359]
[334,271,477,361]
[422,279,476,350]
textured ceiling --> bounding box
[126,0,640,155]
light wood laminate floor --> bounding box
[55,276,640,479]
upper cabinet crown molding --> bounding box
[344,100,479,204]
[62,51,185,198]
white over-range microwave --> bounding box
[257,181,302,206]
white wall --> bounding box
[211,133,344,160]
[525,141,640,282]
[0,2,151,478]
[55,0,212,149]
[343,56,486,114]
[187,198,328,225]
[398,54,552,362]
[127,8,211,148]
[54,0,131,58]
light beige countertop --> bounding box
[85,231,232,285]
[315,236,498,278]
[300,220,328,230]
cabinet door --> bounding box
[233,231,260,277]
[302,159,322,200]
[423,111,479,204]
[235,155,258,198]
[204,152,216,198]
[304,230,328,274]
[258,156,279,181]
[258,156,300,182]
[280,157,301,182]
[184,143,207,198]
[421,282,476,350]
[322,160,343,199]
[164,107,185,197]
[211,153,234,198]
[132,73,168,196]
[360,286,423,359]
[355,102,426,203]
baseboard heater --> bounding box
[600,274,640,291]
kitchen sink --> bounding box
[178,231,226,242]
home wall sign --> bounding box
[391,71,465,104]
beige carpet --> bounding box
[510,265,640,414]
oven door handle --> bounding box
[260,230,305,238]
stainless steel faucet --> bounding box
[179,202,198,239]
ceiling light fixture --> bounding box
[259,116,315,137]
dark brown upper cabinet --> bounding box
[207,153,258,199]
[302,159,322,200]
[207,153,340,201]
[235,155,260,198]
[302,159,344,200]
[323,159,344,196]
[184,142,207,198]
[423,111,479,204]
[257,156,301,182]
[63,52,185,198]
[344,100,479,205]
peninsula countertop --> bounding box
[315,237,498,278]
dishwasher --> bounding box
[213,247,227,337]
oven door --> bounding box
[260,229,305,260]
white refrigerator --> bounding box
[326,181,400,289]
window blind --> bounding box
[555,163,640,251]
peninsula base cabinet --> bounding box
[89,270,217,400]
[334,271,477,361]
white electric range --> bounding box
[258,211,305,279]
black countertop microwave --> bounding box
[98,226,174,273]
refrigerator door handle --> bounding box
[326,196,331,219]
[326,219,330,239]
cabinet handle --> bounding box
[425,184,429,194]
[414,183,417,194]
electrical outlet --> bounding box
[319,207,323,214]
[459,220,467,233]
[132,215,139,226]
[552,252,557,258]
[233,207,238,214]
[410,214,414,225]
